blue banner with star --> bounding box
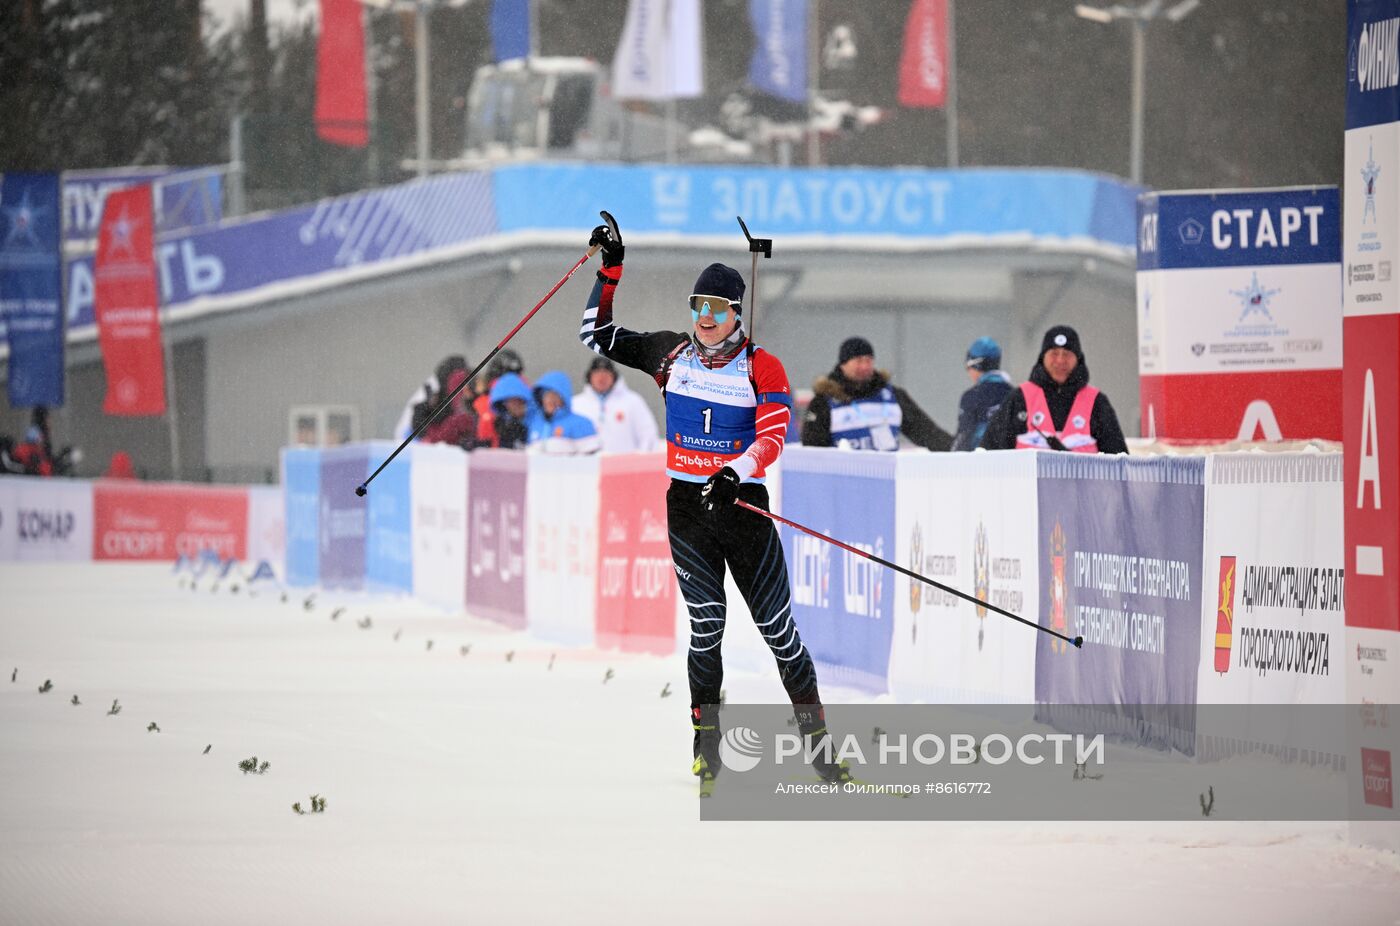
[1137,188,1340,271]
[0,172,65,407]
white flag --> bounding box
[611,0,703,101]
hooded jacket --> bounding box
[802,367,953,452]
[977,330,1128,454]
[488,373,535,450]
[572,372,660,453]
[527,371,601,455]
[421,370,480,451]
[953,370,1015,452]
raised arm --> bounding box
[578,216,685,384]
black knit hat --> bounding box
[691,263,745,307]
[1039,325,1084,363]
[839,336,875,365]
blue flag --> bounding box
[0,172,65,408]
[748,0,807,104]
[492,0,531,62]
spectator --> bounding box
[104,451,137,479]
[394,354,466,441]
[979,325,1129,454]
[487,372,534,449]
[571,356,660,452]
[528,371,601,455]
[475,349,526,448]
[801,337,952,451]
[953,337,1015,451]
[421,370,480,451]
[9,426,54,476]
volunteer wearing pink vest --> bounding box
[978,325,1129,454]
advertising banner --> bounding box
[410,442,468,611]
[94,184,167,416]
[897,0,948,109]
[63,167,221,245]
[595,453,674,655]
[466,450,528,629]
[1034,454,1205,709]
[1137,187,1342,441]
[491,164,1138,250]
[0,171,66,407]
[1198,454,1345,705]
[1345,0,1400,852]
[2,478,93,562]
[65,172,497,335]
[318,445,368,590]
[779,447,897,694]
[364,440,412,594]
[245,485,286,578]
[890,452,1039,704]
[527,453,599,647]
[748,0,807,104]
[282,447,321,587]
[92,482,248,561]
[314,0,369,147]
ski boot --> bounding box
[692,705,721,798]
[795,705,853,784]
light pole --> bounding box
[1074,0,1199,185]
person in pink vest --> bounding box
[978,325,1128,454]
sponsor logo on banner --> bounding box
[18,508,76,544]
[1351,16,1400,92]
[908,521,924,618]
[1362,747,1394,808]
[973,521,990,630]
[1179,217,1205,245]
[1223,562,1344,678]
[470,496,524,582]
[1214,556,1236,673]
[842,537,885,619]
[93,485,248,562]
[1357,642,1390,678]
[793,530,832,610]
[1048,521,1069,653]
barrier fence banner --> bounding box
[318,445,368,590]
[410,442,468,612]
[466,450,528,629]
[2,478,93,561]
[0,480,16,560]
[282,448,321,587]
[527,453,600,647]
[890,452,1040,704]
[245,484,286,579]
[1034,455,1205,716]
[780,447,897,694]
[364,440,412,594]
[1198,454,1345,705]
[596,453,675,654]
[92,481,248,561]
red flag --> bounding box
[898,0,948,108]
[95,185,167,416]
[315,0,369,147]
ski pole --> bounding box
[736,216,771,373]
[356,240,601,497]
[733,499,1083,648]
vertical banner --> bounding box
[410,442,468,612]
[0,172,66,408]
[491,0,531,62]
[613,0,704,101]
[780,448,897,694]
[1034,455,1205,709]
[318,444,368,590]
[246,485,287,579]
[364,440,412,594]
[282,447,321,587]
[890,452,1039,704]
[466,450,528,629]
[748,0,807,104]
[595,453,674,655]
[315,0,369,147]
[528,454,600,647]
[94,184,167,416]
[1345,0,1400,850]
[897,0,948,109]
[1136,187,1342,442]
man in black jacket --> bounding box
[978,325,1129,454]
[801,337,953,451]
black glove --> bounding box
[589,210,625,268]
[700,467,741,514]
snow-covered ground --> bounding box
[3,563,1398,925]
